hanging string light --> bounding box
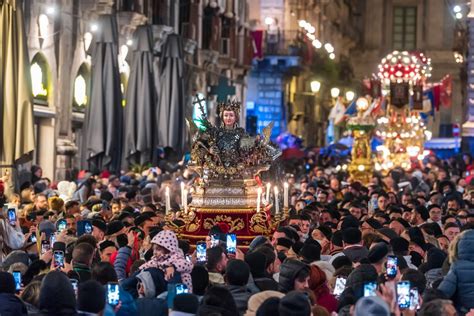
[297,20,335,59]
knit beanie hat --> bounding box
[77,280,106,313]
[173,293,199,314]
[278,291,311,316]
[256,297,281,316]
[299,243,321,263]
[245,291,284,316]
[0,271,16,294]
[354,296,390,316]
[368,242,389,264]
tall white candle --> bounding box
[274,186,280,214]
[165,186,171,214]
[180,182,185,207]
[257,187,262,213]
[183,188,188,213]
[283,182,289,209]
[266,183,271,202]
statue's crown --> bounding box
[217,100,241,116]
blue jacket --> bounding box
[439,230,474,313]
[114,246,132,281]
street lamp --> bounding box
[330,87,340,98]
[310,80,321,93]
[264,17,274,26]
[345,91,355,102]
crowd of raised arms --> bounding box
[1,151,474,316]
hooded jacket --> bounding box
[439,229,474,313]
[278,259,309,293]
[226,285,252,315]
[139,230,193,291]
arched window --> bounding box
[30,53,51,105]
[73,63,91,112]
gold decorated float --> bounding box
[167,100,286,249]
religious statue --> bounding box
[175,100,284,248]
[189,100,281,180]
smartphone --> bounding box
[107,282,120,306]
[29,234,37,243]
[196,241,207,263]
[226,233,237,255]
[7,208,16,226]
[397,281,411,309]
[56,219,67,233]
[363,282,377,297]
[333,277,346,297]
[54,250,65,269]
[41,240,50,255]
[12,271,21,291]
[210,234,219,248]
[167,283,189,309]
[76,220,92,237]
[176,283,189,295]
[386,255,398,279]
[70,279,78,297]
[50,234,56,246]
[409,288,419,311]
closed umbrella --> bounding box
[0,0,35,191]
[156,34,186,153]
[84,14,123,173]
[123,25,156,166]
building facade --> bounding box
[22,0,252,181]
[350,0,463,140]
[247,0,464,147]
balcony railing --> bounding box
[264,30,302,56]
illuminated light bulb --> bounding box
[298,20,307,28]
[264,17,275,25]
[324,43,334,53]
[312,39,322,48]
[358,165,365,171]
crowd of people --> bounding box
[0,152,474,316]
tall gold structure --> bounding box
[347,97,376,184]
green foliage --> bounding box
[309,51,340,85]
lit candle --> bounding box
[183,189,188,213]
[283,182,289,209]
[165,186,171,214]
[257,187,262,213]
[266,183,271,202]
[274,186,280,214]
[180,182,185,207]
